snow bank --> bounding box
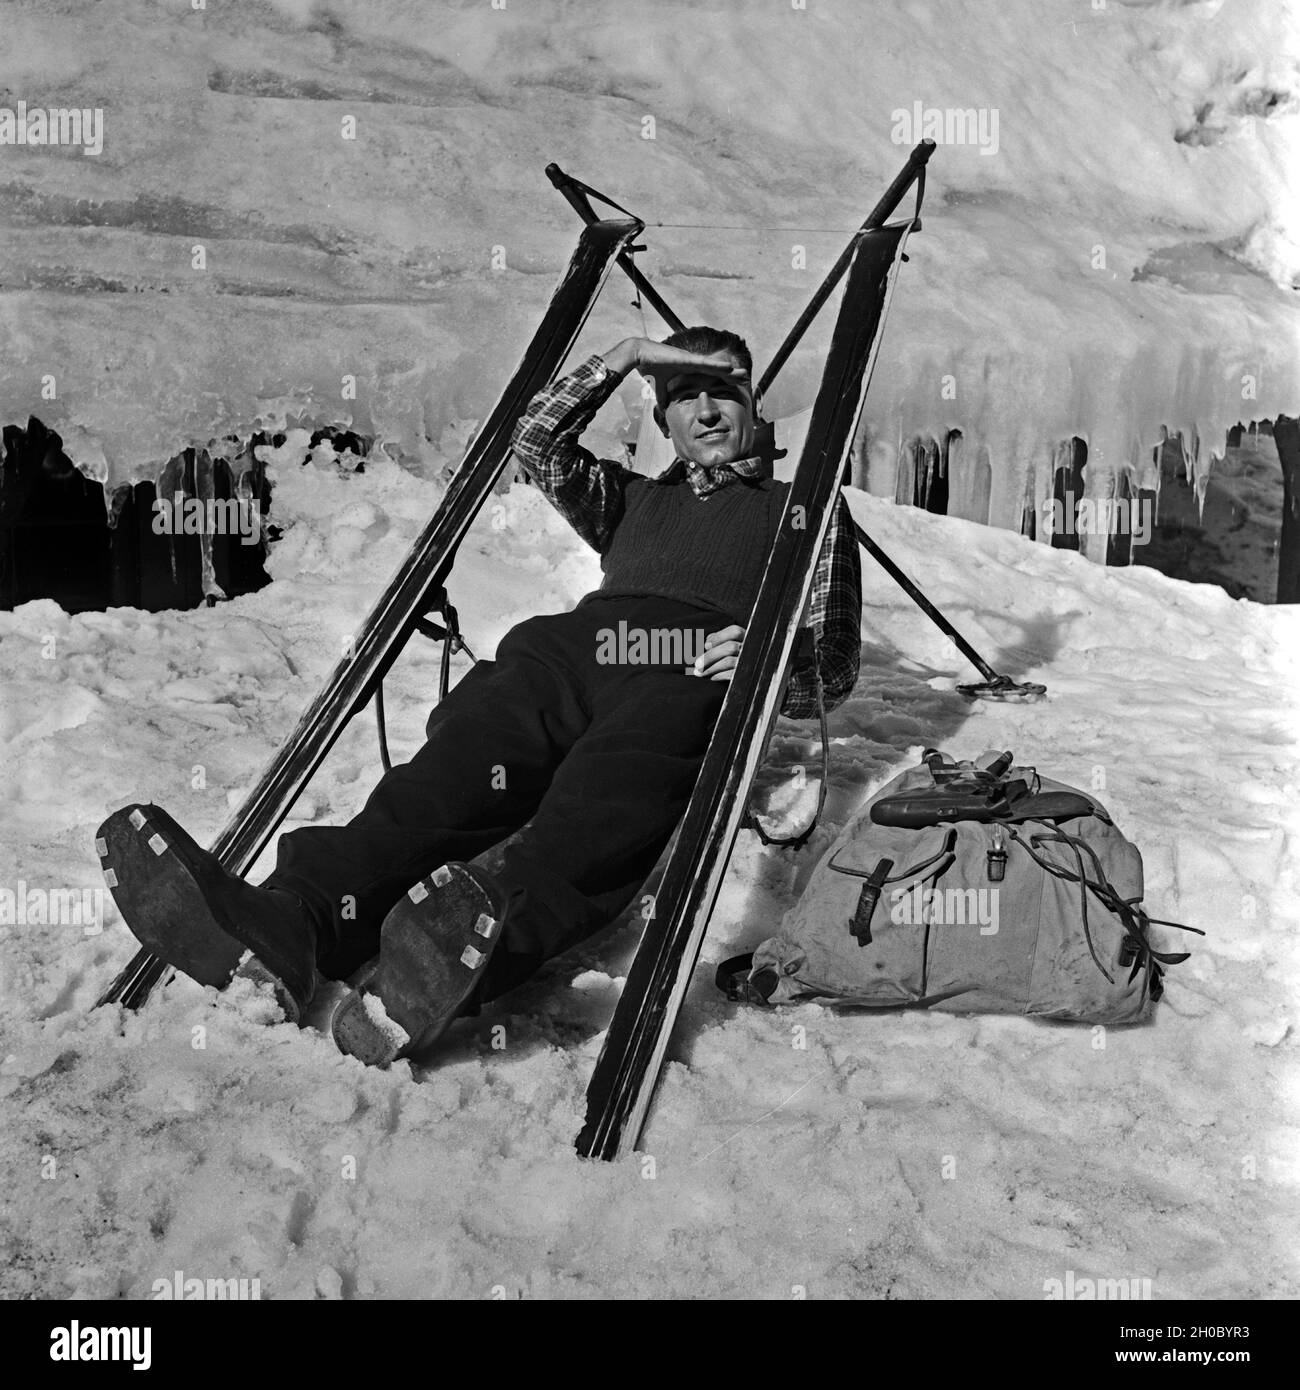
[1,467,1295,1298]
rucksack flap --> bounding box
[731,750,1201,1025]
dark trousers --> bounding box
[262,594,732,1003]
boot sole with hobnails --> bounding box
[95,804,315,1023]
[330,862,507,1068]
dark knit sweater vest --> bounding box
[586,470,790,625]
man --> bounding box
[97,326,862,1067]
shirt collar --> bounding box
[652,453,768,484]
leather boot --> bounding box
[97,804,319,1022]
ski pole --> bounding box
[854,519,997,679]
[755,139,935,406]
[544,164,686,333]
[852,519,1044,701]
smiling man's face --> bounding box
[657,357,756,467]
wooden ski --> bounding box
[97,217,642,1011]
[576,216,920,1159]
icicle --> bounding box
[1149,440,1164,535]
[157,454,180,589]
[105,483,131,532]
[55,428,112,523]
[1190,422,1212,521]
[194,448,227,602]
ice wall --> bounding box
[0,0,1296,560]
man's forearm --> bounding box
[508,355,631,552]
[599,338,642,379]
[597,337,752,396]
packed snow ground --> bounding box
[1,453,1297,1299]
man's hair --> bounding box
[660,325,752,377]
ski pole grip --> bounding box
[544,162,579,201]
[863,139,936,230]
[545,163,597,225]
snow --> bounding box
[1,0,1297,547]
[2,459,1297,1298]
[356,987,411,1052]
[2,0,1298,1303]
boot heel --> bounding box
[330,863,507,1067]
[330,988,412,1067]
[234,955,311,1026]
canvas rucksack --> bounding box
[719,749,1200,1025]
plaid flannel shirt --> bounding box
[509,354,862,718]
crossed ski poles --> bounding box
[545,144,1044,704]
